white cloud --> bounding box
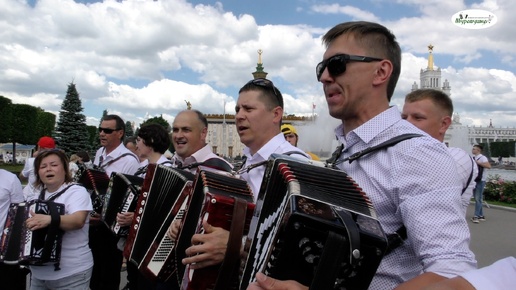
[0,0,514,131]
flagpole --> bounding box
[312,102,315,122]
[223,100,226,157]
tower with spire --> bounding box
[412,44,451,96]
[252,49,268,79]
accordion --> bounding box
[240,154,388,290]
[101,172,144,237]
[0,200,65,266]
[75,167,110,214]
[124,164,195,282]
[176,166,255,290]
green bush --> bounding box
[500,181,516,204]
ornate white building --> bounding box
[412,45,516,153]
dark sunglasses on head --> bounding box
[316,54,383,81]
[98,127,119,134]
[246,78,283,107]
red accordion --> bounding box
[75,167,110,214]
[176,167,255,290]
[0,200,65,266]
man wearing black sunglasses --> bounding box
[90,114,140,290]
[248,21,475,290]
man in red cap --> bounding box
[19,136,56,200]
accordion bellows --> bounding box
[240,154,388,290]
[124,164,195,282]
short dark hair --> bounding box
[238,79,284,110]
[474,144,483,151]
[137,123,171,154]
[322,21,401,101]
[34,149,72,188]
[124,136,137,147]
[76,151,90,162]
[102,114,126,141]
[405,89,454,117]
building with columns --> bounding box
[412,45,516,154]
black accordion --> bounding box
[101,172,144,236]
[0,200,65,266]
[75,167,110,214]
[176,166,255,290]
[240,154,388,290]
[124,164,195,282]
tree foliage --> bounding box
[36,110,56,140]
[140,115,171,132]
[86,125,98,151]
[125,121,134,137]
[0,96,13,143]
[54,82,91,155]
[480,141,516,158]
[0,96,56,163]
[12,104,39,145]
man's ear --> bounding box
[441,116,452,134]
[372,60,393,86]
[273,106,283,124]
[200,126,208,139]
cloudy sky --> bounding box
[1,0,515,130]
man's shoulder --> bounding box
[277,142,309,158]
[0,169,16,179]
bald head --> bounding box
[172,110,208,158]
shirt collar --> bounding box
[243,133,287,161]
[334,106,402,146]
[173,144,211,165]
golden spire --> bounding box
[257,49,263,64]
[427,44,434,71]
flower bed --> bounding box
[483,174,516,204]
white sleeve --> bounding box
[460,257,516,290]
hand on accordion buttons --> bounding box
[167,220,181,240]
[247,273,308,290]
[183,220,229,269]
[116,212,134,227]
[26,211,51,231]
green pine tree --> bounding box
[125,121,134,138]
[54,82,91,155]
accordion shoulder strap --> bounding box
[345,133,423,164]
[180,157,233,173]
[213,197,248,290]
[39,184,74,202]
[325,133,423,167]
[41,201,63,270]
[99,152,138,169]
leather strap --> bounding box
[179,158,233,173]
[335,209,361,267]
[310,231,347,289]
[40,201,62,270]
[213,197,247,290]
